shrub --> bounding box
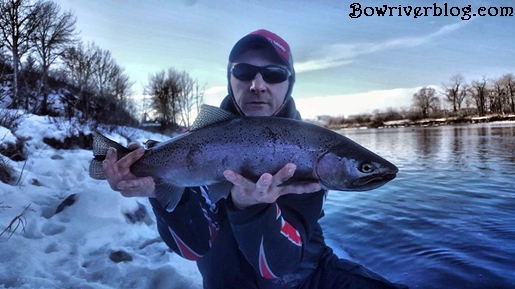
[0,157,14,184]
[0,109,24,132]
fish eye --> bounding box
[359,162,375,173]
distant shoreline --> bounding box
[327,114,515,130]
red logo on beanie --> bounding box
[250,29,290,62]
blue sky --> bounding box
[54,0,515,118]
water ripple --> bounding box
[324,123,515,289]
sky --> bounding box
[52,0,515,118]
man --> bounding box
[103,29,407,289]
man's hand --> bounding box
[102,142,156,198]
[223,163,321,210]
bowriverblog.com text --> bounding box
[349,3,514,20]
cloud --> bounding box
[295,59,354,73]
[295,86,426,119]
[295,21,470,73]
[204,85,227,106]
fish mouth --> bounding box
[351,173,397,191]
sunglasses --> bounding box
[231,63,291,84]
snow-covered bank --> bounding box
[0,112,202,288]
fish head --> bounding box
[315,144,398,191]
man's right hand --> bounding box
[102,142,156,198]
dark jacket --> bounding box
[149,96,333,288]
[150,186,331,289]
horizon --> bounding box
[53,0,515,118]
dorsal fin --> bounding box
[190,104,236,131]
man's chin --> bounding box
[242,104,273,116]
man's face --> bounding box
[230,50,290,117]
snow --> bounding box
[0,110,202,289]
[0,126,17,147]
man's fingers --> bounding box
[280,182,322,196]
[223,170,252,188]
[104,148,118,174]
[117,147,145,170]
[255,173,273,194]
[271,164,322,197]
[103,148,121,190]
[225,165,322,209]
[127,142,142,151]
[271,163,296,187]
[117,177,156,197]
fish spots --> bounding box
[264,127,279,143]
[221,156,230,168]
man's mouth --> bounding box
[248,101,268,106]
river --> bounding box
[320,122,515,289]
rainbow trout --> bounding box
[90,105,398,210]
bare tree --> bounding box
[146,69,177,126]
[110,65,134,111]
[93,52,135,121]
[193,81,205,115]
[146,68,204,128]
[459,84,472,115]
[59,41,135,123]
[462,84,475,115]
[0,0,42,107]
[93,48,116,98]
[176,73,205,127]
[0,39,9,81]
[412,87,439,118]
[60,41,99,119]
[471,76,488,116]
[491,77,506,114]
[442,74,466,115]
[497,73,515,113]
[176,71,194,127]
[61,41,99,92]
[31,0,77,114]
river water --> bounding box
[320,122,515,289]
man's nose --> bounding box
[250,73,267,94]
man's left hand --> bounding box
[223,163,321,210]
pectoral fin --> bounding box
[207,181,233,204]
[154,180,186,212]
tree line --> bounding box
[413,73,514,119]
[0,0,203,130]
[328,73,515,128]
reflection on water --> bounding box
[320,122,515,289]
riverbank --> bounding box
[327,114,515,129]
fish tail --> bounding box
[92,131,129,157]
[89,159,106,180]
[88,131,130,180]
